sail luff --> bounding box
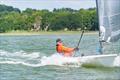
[96,0,103,54]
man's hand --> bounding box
[74,47,79,51]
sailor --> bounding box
[56,38,79,57]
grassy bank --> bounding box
[0,31,98,35]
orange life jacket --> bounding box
[56,42,74,57]
[56,42,63,53]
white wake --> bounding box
[0,50,120,67]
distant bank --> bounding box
[0,31,98,36]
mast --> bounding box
[96,0,103,54]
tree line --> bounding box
[0,4,98,32]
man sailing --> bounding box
[56,38,79,57]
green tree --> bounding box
[0,4,98,32]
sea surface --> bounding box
[0,33,120,80]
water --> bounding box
[0,34,120,80]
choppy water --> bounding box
[0,34,120,80]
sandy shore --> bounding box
[0,31,98,35]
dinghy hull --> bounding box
[80,54,118,67]
[41,54,119,67]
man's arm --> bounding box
[62,46,74,53]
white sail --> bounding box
[97,0,120,42]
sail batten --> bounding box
[97,0,120,42]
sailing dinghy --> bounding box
[41,0,120,67]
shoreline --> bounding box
[0,31,98,36]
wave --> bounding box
[0,50,40,59]
[0,61,43,67]
[0,50,43,67]
[0,50,120,67]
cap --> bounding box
[56,38,62,43]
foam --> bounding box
[0,50,43,67]
[0,50,40,59]
[40,54,81,66]
[0,50,120,67]
[0,61,42,67]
